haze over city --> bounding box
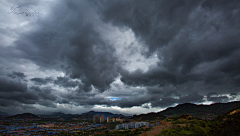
[0,0,240,115]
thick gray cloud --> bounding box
[95,0,240,96]
[54,76,80,88]
[0,78,27,93]
[121,68,177,87]
[8,71,26,79]
[30,77,53,85]
[0,77,57,108]
[30,76,80,88]
[0,78,36,107]
[206,92,230,103]
[94,0,201,54]
[0,0,240,114]
[13,0,122,92]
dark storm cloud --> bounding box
[30,76,80,88]
[0,78,36,107]
[30,77,53,85]
[38,100,57,108]
[94,0,201,54]
[54,76,80,88]
[0,78,57,108]
[95,0,240,104]
[57,85,204,108]
[230,93,237,96]
[0,78,27,93]
[0,91,36,105]
[114,96,152,108]
[30,86,57,101]
[59,89,111,106]
[206,92,230,102]
[14,0,121,92]
[151,93,204,108]
[120,68,177,86]
[110,88,204,108]
[8,71,26,80]
[59,91,146,108]
[1,0,240,113]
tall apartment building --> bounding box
[94,114,100,123]
[100,115,104,123]
[112,117,115,122]
[107,116,110,123]
[94,114,105,123]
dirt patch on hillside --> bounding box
[140,122,173,136]
[229,109,240,115]
[174,124,186,127]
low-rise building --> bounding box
[116,118,123,123]
[37,124,54,128]
[124,124,129,129]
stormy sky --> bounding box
[0,0,240,115]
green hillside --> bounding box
[157,107,240,136]
[131,112,166,121]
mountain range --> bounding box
[131,101,240,120]
[2,101,240,120]
[6,113,39,119]
[39,112,94,120]
[81,111,126,119]
[160,101,240,118]
[36,111,127,120]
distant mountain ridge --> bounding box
[39,111,126,120]
[159,101,240,118]
[131,101,240,121]
[7,113,39,119]
[81,111,126,119]
[131,112,166,121]
[3,101,240,120]
[39,112,94,120]
[48,112,67,117]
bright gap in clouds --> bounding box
[99,25,159,72]
[109,97,121,101]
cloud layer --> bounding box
[0,0,240,114]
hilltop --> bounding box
[81,111,126,119]
[159,101,240,119]
[6,113,39,119]
[131,112,166,121]
[130,101,240,121]
[39,112,94,120]
[38,111,127,120]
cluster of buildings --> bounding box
[93,114,105,123]
[94,114,125,123]
[115,122,159,130]
[0,122,107,135]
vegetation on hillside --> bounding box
[131,112,166,121]
[208,108,240,136]
[92,127,151,136]
[157,107,240,136]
